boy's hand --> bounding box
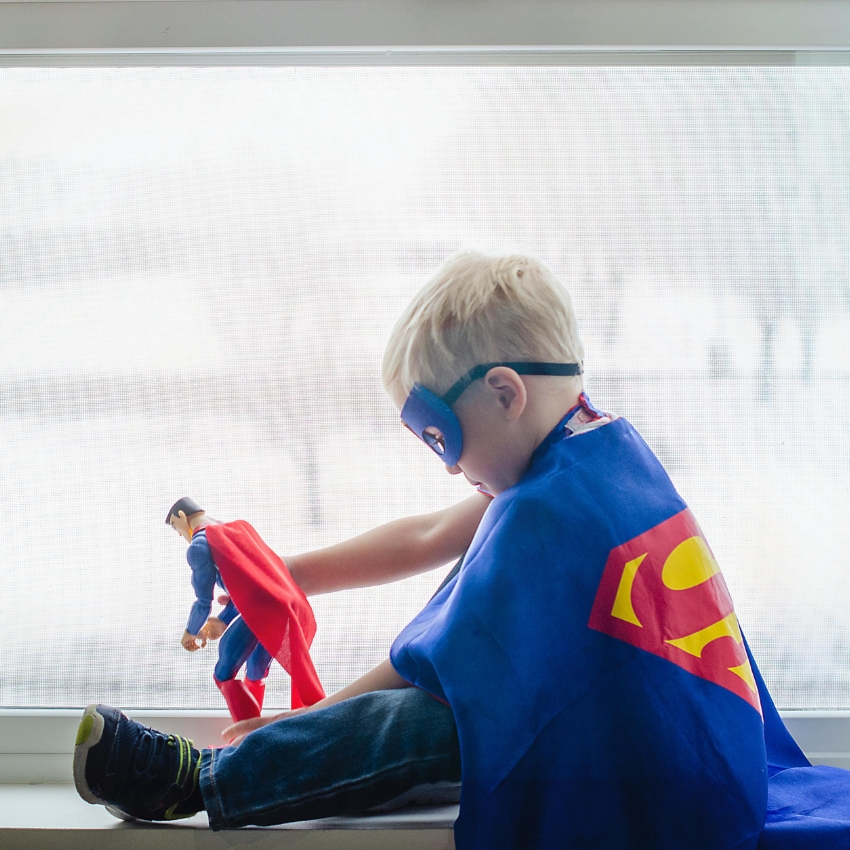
[181,629,206,651]
[223,709,306,745]
[221,660,407,744]
[200,617,226,642]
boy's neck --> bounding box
[524,380,583,452]
[484,379,582,495]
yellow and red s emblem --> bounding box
[588,509,761,713]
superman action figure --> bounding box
[167,497,325,721]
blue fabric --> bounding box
[761,767,850,849]
[748,638,850,848]
[201,687,461,829]
[392,415,768,850]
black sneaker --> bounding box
[73,704,203,821]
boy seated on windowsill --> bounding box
[73,251,849,850]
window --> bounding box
[2,66,848,709]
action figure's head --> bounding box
[381,252,584,481]
[166,496,205,541]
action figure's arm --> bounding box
[287,492,490,596]
[217,598,238,626]
[185,535,216,637]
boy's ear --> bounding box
[484,367,527,420]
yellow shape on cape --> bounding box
[611,553,647,627]
[666,611,742,658]
[728,660,759,694]
[661,535,720,590]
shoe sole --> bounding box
[105,804,139,822]
[73,704,107,805]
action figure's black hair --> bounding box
[166,497,204,524]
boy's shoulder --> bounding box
[503,410,626,505]
[480,413,683,551]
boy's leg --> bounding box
[74,686,460,827]
[203,687,460,829]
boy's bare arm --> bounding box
[223,659,409,744]
[287,492,490,596]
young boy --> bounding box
[73,252,850,848]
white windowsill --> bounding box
[0,786,458,849]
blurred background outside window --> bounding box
[1,67,848,709]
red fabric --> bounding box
[205,521,326,709]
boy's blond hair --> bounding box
[382,251,585,399]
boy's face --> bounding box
[446,386,526,495]
[394,367,534,496]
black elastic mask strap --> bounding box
[441,362,583,407]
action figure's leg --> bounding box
[244,644,273,711]
[214,616,259,681]
[214,617,262,721]
[202,687,461,829]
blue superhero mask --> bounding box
[400,361,583,467]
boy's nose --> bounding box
[445,463,462,476]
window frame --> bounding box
[2,0,850,783]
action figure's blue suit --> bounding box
[186,528,272,684]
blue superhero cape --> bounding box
[392,413,850,850]
[751,648,850,849]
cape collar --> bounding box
[530,392,609,463]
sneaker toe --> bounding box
[73,704,120,806]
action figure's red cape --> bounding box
[204,520,325,709]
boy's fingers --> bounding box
[222,716,269,744]
[221,721,248,743]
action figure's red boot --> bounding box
[215,678,261,722]
[244,678,266,712]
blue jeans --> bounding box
[200,687,461,829]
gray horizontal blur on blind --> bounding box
[1,67,848,709]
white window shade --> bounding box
[1,66,849,710]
